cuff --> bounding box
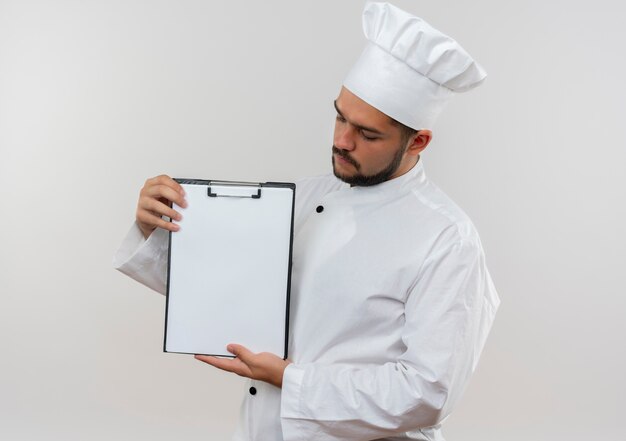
[113,222,147,266]
[280,363,307,419]
[112,223,169,294]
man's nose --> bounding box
[334,125,356,151]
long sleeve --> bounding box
[112,222,170,295]
[280,239,500,441]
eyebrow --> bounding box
[334,100,385,136]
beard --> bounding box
[332,143,407,187]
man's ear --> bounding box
[406,129,433,156]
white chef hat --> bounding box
[343,2,487,130]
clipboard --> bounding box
[164,179,296,358]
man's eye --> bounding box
[361,132,378,141]
[336,115,346,123]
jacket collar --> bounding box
[333,158,427,204]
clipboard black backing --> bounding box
[164,179,295,359]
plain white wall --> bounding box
[1,1,624,440]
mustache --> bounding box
[332,146,360,170]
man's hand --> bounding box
[136,175,187,239]
[195,344,291,388]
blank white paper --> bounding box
[165,181,294,357]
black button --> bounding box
[249,386,257,395]
[316,205,324,213]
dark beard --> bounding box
[332,144,406,187]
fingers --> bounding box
[135,198,181,235]
[194,354,252,378]
[194,354,230,369]
[142,180,187,209]
[194,345,255,375]
[139,197,182,222]
[227,344,253,363]
[147,175,186,197]
[136,174,187,238]
[136,207,180,233]
[195,346,289,388]
[146,185,186,208]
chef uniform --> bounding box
[114,3,500,440]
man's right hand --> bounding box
[136,175,187,239]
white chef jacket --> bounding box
[113,160,500,441]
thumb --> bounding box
[227,344,253,362]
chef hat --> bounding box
[343,2,487,130]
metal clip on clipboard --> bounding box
[207,181,262,199]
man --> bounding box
[114,3,500,440]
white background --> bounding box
[1,1,624,440]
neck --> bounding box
[389,155,420,181]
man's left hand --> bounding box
[194,344,291,388]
